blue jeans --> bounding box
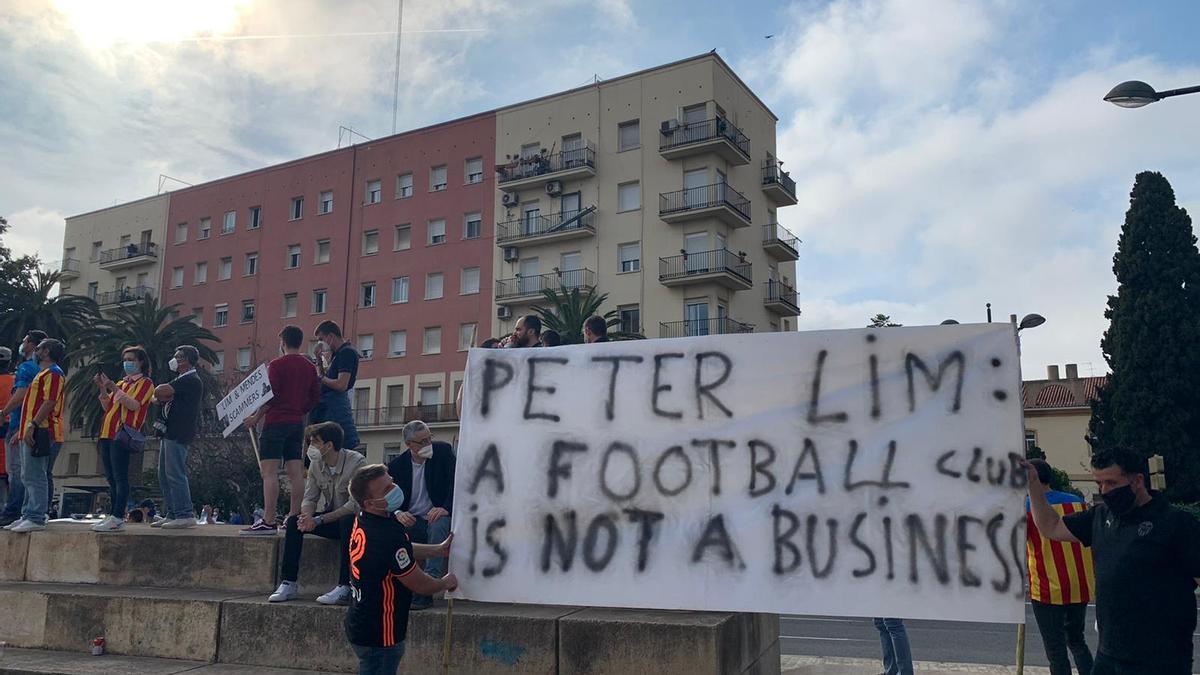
[158,439,194,519]
[352,642,405,675]
[99,439,131,518]
[406,514,451,602]
[873,618,914,675]
[313,392,360,450]
[21,440,62,524]
[2,431,25,518]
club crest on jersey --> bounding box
[1137,521,1153,537]
[396,548,412,568]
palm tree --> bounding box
[532,285,645,344]
[0,265,98,351]
[65,294,220,437]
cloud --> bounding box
[5,206,69,265]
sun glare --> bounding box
[53,0,249,48]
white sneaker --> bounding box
[161,517,196,529]
[316,585,352,605]
[150,516,166,528]
[269,582,298,603]
[11,519,46,533]
[3,518,30,531]
[91,515,125,532]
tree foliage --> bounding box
[1025,445,1084,498]
[867,314,902,328]
[532,285,644,344]
[1088,171,1200,501]
[0,266,99,353]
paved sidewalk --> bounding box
[781,655,1052,674]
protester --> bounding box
[5,338,67,533]
[0,346,12,508]
[345,464,456,674]
[1025,459,1095,675]
[539,330,562,348]
[311,321,360,450]
[508,315,541,348]
[127,509,144,524]
[151,345,203,529]
[138,498,157,522]
[385,421,455,610]
[241,325,321,536]
[872,618,913,675]
[269,421,365,605]
[91,346,155,533]
[479,338,502,349]
[0,330,47,527]
[1023,448,1200,675]
[583,315,609,343]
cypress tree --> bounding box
[1089,171,1200,501]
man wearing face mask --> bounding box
[269,421,365,604]
[0,330,47,527]
[310,321,361,451]
[152,345,203,529]
[385,420,455,610]
[1023,447,1200,675]
[345,463,456,674]
[5,339,66,533]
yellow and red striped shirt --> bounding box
[99,376,155,440]
[1027,492,1095,604]
[20,365,65,444]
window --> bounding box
[237,347,251,371]
[199,218,211,239]
[175,222,188,244]
[396,173,413,198]
[222,211,236,234]
[464,212,482,239]
[619,304,641,334]
[391,276,409,303]
[116,276,127,290]
[362,229,379,255]
[465,157,483,184]
[171,267,184,288]
[194,261,208,284]
[423,327,441,354]
[214,304,229,327]
[419,384,441,407]
[291,197,304,220]
[315,239,331,264]
[425,272,443,300]
[459,323,477,351]
[249,206,262,229]
[618,242,641,273]
[358,334,374,360]
[366,180,381,205]
[287,244,301,269]
[389,330,407,357]
[618,181,641,211]
[312,289,327,314]
[245,252,258,276]
[460,267,480,295]
[394,224,411,250]
[618,120,640,151]
[428,219,446,245]
[283,293,297,318]
[218,257,232,280]
[90,241,103,261]
[213,350,225,373]
[87,281,98,299]
[361,282,376,308]
[430,165,447,191]
[319,190,333,214]
[241,300,256,323]
[191,307,203,327]
[1025,430,1038,454]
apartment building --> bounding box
[490,54,800,339]
[1023,364,1106,497]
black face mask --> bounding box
[1101,484,1137,516]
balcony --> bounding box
[97,285,154,308]
[762,160,797,206]
[495,268,597,305]
[496,144,596,189]
[353,404,459,428]
[98,242,158,271]
[659,183,752,228]
[497,207,597,247]
[58,258,81,280]
[762,223,800,261]
[659,117,751,165]
[659,317,755,339]
[658,249,752,291]
[764,279,801,317]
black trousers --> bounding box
[281,513,352,585]
[1030,600,1093,675]
[1092,652,1192,675]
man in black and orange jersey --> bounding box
[345,464,456,674]
[1025,459,1095,675]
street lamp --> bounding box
[1104,80,1200,108]
[1017,313,1046,331]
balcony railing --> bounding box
[97,242,158,265]
[762,160,797,204]
[497,207,597,245]
[352,404,460,428]
[762,223,800,260]
[496,145,596,184]
[660,317,755,339]
[659,183,751,224]
[765,279,801,315]
[496,268,596,302]
[97,285,154,307]
[660,117,751,161]
[59,258,81,276]
[659,249,752,286]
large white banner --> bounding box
[447,324,1027,623]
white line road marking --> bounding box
[781,636,874,642]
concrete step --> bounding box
[780,655,1053,674]
[0,647,343,674]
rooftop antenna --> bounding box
[157,174,193,194]
[338,125,372,148]
[391,0,404,135]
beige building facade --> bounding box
[1022,363,1106,498]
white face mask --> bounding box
[416,443,434,459]
[168,357,179,372]
[307,444,324,465]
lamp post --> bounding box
[1104,80,1200,108]
[1008,312,1044,675]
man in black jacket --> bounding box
[385,420,455,610]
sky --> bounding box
[2,0,1199,377]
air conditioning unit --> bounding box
[503,247,519,262]
[546,180,563,196]
[661,119,679,134]
[501,192,520,207]
[497,306,512,320]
